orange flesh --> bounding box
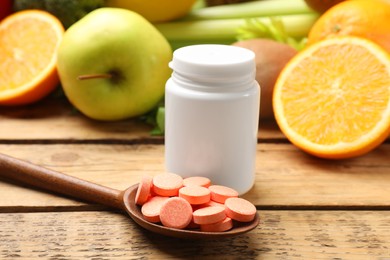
[0,17,59,90]
[280,43,390,145]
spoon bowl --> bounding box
[0,153,259,239]
[123,184,260,239]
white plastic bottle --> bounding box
[165,44,260,195]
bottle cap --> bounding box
[169,44,256,86]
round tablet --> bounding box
[203,200,225,209]
[179,186,211,205]
[160,197,193,229]
[141,196,170,223]
[225,197,256,222]
[152,172,183,197]
[193,206,226,225]
[183,176,211,188]
[208,185,238,203]
[200,217,233,232]
[135,175,153,206]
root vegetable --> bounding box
[304,0,345,13]
[232,39,297,119]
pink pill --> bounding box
[208,185,238,203]
[183,176,211,188]
[225,197,257,222]
[141,196,170,223]
[193,206,226,225]
[159,197,193,229]
[179,186,211,205]
[152,172,183,197]
[200,217,233,232]
[135,175,153,206]
[203,200,225,209]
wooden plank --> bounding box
[0,210,389,259]
[0,143,389,209]
[0,97,284,141]
[1,96,389,143]
[0,98,156,141]
[249,142,390,208]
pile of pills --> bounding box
[134,173,257,232]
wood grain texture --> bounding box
[0,98,155,142]
[0,97,283,141]
[1,96,389,258]
[0,143,389,210]
[0,210,389,259]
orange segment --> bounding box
[0,10,64,105]
[273,36,390,159]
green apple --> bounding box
[57,8,172,121]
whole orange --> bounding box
[307,0,390,53]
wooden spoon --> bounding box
[0,153,259,239]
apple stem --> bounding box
[77,74,113,80]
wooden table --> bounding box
[0,97,389,259]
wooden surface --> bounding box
[0,97,389,259]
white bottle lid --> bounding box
[169,44,256,87]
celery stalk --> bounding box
[156,19,245,41]
[155,13,319,48]
[185,0,314,20]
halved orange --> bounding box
[273,36,390,159]
[0,10,64,105]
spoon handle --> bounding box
[0,153,124,210]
